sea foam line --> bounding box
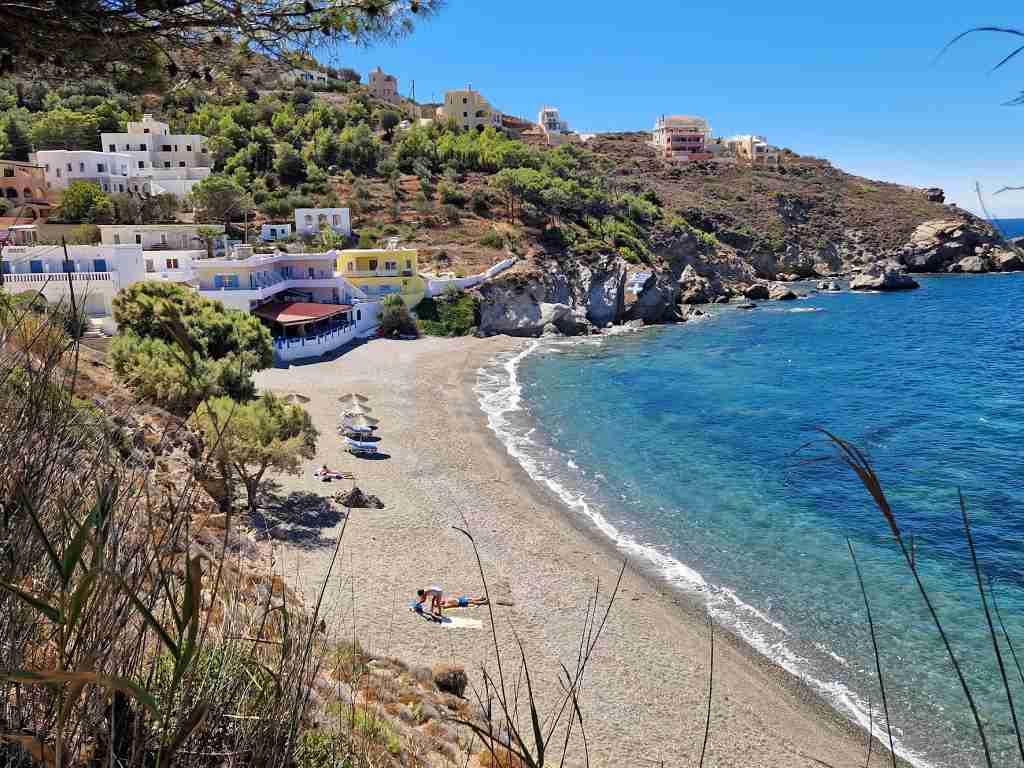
[473,339,935,768]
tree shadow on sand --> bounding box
[248,480,346,550]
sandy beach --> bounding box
[253,335,897,768]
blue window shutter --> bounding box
[29,260,43,274]
[93,259,107,273]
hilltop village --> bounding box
[1,61,1017,355]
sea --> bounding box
[994,218,1024,239]
[476,273,1024,768]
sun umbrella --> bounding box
[342,403,374,416]
[282,392,310,404]
[338,393,369,404]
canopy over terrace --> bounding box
[252,301,353,340]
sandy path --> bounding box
[253,336,895,768]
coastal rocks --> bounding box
[737,302,757,310]
[744,283,770,300]
[769,283,799,301]
[923,187,946,204]
[993,250,1024,272]
[580,263,626,327]
[678,265,713,304]
[949,255,989,274]
[477,278,592,337]
[898,218,1002,273]
[850,261,919,291]
[817,280,842,291]
[335,487,384,509]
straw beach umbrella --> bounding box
[345,414,379,431]
[338,393,369,404]
[282,392,310,404]
[342,403,374,416]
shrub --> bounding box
[378,294,417,337]
[479,228,504,249]
[470,188,491,215]
[416,291,478,337]
[439,181,467,207]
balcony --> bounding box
[3,271,112,284]
[274,323,358,362]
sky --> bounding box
[328,1,1024,216]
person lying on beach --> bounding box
[415,586,444,614]
[413,593,488,615]
[314,465,346,481]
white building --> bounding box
[98,224,226,252]
[35,150,133,195]
[261,223,293,241]
[651,115,714,162]
[538,106,569,134]
[285,69,329,85]
[2,242,381,360]
[100,114,211,198]
[294,208,351,238]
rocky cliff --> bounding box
[473,135,1019,337]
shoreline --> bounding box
[253,335,906,768]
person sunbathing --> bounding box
[314,465,345,481]
[414,590,488,615]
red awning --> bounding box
[252,302,352,326]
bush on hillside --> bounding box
[416,290,478,337]
[378,294,417,338]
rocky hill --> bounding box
[426,134,1017,336]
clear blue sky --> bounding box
[328,1,1024,216]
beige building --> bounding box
[652,115,713,162]
[724,134,782,166]
[1,160,50,208]
[368,67,399,102]
[436,87,502,131]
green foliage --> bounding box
[378,294,417,337]
[66,223,100,245]
[57,181,113,224]
[353,709,401,755]
[189,173,252,225]
[479,228,505,249]
[439,181,467,207]
[297,729,350,768]
[416,290,478,337]
[111,282,272,412]
[275,145,308,187]
[190,392,318,515]
[378,109,401,141]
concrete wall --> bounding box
[425,257,516,295]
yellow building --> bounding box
[436,88,502,132]
[337,248,426,308]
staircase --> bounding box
[80,317,113,353]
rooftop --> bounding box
[252,302,353,326]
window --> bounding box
[186,145,192,152]
[2,168,12,178]
[93,259,107,272]
[405,259,411,269]
[161,144,171,152]
[308,267,315,278]
[29,260,43,274]
[62,260,75,273]
[118,184,124,193]
[164,162,170,169]
[135,234,142,245]
[462,97,467,104]
[463,112,468,118]
[368,259,378,271]
[4,187,17,199]
[79,162,86,172]
[173,145,178,152]
[145,259,154,273]
[160,233,167,245]
[304,214,313,225]
[101,183,108,192]
[138,161,145,169]
[138,144,146,151]
[166,258,179,270]
[179,161,186,167]
[0,262,9,275]
[385,261,396,271]
[56,169,61,178]
[66,163,72,172]
[23,188,31,199]
[96,163,106,173]
[143,128,150,134]
[113,234,120,244]
[332,214,340,226]
[45,164,49,172]
[108,144,115,152]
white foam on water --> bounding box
[789,307,824,313]
[474,340,937,768]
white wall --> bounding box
[35,150,132,192]
[294,208,351,237]
[425,257,516,296]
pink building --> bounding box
[652,115,713,162]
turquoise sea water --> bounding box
[476,274,1024,768]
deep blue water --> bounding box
[477,275,1024,768]
[993,218,1024,238]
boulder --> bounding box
[817,280,842,292]
[950,255,989,274]
[336,487,385,509]
[737,302,757,310]
[678,265,711,305]
[923,187,945,203]
[993,250,1024,272]
[432,665,468,697]
[744,283,770,300]
[900,219,999,273]
[850,262,919,291]
[769,284,799,301]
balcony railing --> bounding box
[3,271,112,284]
[273,324,358,362]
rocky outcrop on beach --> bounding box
[769,283,799,301]
[850,262,919,291]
